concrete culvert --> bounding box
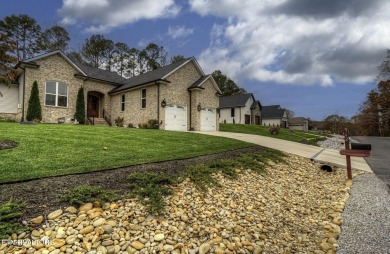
[320,164,333,172]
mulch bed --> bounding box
[0,140,19,150]
[0,146,265,220]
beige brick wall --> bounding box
[111,85,159,127]
[191,79,219,131]
[23,54,117,123]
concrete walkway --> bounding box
[197,131,372,173]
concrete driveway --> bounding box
[197,131,372,172]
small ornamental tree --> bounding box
[26,81,42,121]
[74,87,86,124]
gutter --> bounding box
[189,90,192,130]
[109,79,170,95]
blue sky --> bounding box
[1,0,387,121]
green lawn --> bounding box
[220,123,327,145]
[0,123,252,183]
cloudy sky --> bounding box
[2,0,388,120]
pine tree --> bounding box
[26,81,42,121]
[74,87,86,124]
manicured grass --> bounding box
[220,123,327,144]
[0,123,251,183]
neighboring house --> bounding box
[0,50,221,131]
[288,117,309,131]
[219,93,262,125]
[261,105,288,128]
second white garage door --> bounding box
[201,108,216,131]
[165,104,187,131]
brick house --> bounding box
[219,93,262,125]
[0,50,221,131]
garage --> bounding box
[165,104,187,131]
[200,108,217,131]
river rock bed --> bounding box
[0,155,360,254]
[318,135,345,150]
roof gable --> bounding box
[262,105,286,118]
[188,75,222,94]
[22,50,86,75]
[22,50,129,85]
[219,93,255,108]
[109,57,204,94]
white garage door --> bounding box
[165,104,187,131]
[201,108,216,131]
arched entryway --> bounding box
[87,91,104,118]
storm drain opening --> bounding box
[320,164,334,172]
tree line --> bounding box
[0,14,246,96]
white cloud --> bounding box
[59,0,180,33]
[167,25,195,39]
[189,0,390,86]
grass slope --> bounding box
[0,123,251,183]
[220,123,327,145]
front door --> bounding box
[245,114,250,124]
[87,95,99,118]
[255,116,260,125]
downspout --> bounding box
[156,82,160,129]
[19,66,26,122]
[240,107,242,124]
[189,90,192,130]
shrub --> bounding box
[26,81,42,121]
[74,87,86,124]
[115,117,124,127]
[127,123,134,128]
[138,122,148,129]
[128,172,176,214]
[269,126,279,135]
[58,185,119,206]
[147,119,159,129]
[0,199,27,239]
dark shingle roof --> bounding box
[109,58,193,94]
[70,58,129,85]
[219,93,254,108]
[262,105,286,118]
[188,75,210,90]
[250,100,262,109]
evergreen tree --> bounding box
[74,87,86,124]
[26,81,42,121]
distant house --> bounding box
[288,117,309,131]
[0,50,221,131]
[219,93,262,125]
[262,105,288,128]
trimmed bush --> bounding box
[74,87,86,124]
[26,81,42,121]
[147,119,159,129]
[115,117,124,127]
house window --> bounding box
[45,81,67,107]
[121,94,125,112]
[141,89,146,108]
[231,108,235,117]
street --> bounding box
[355,136,390,190]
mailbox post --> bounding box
[343,129,352,180]
[339,128,371,180]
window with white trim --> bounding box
[141,88,146,108]
[121,94,125,111]
[45,81,68,107]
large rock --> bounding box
[47,209,63,220]
[131,241,144,250]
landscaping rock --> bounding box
[2,154,357,254]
